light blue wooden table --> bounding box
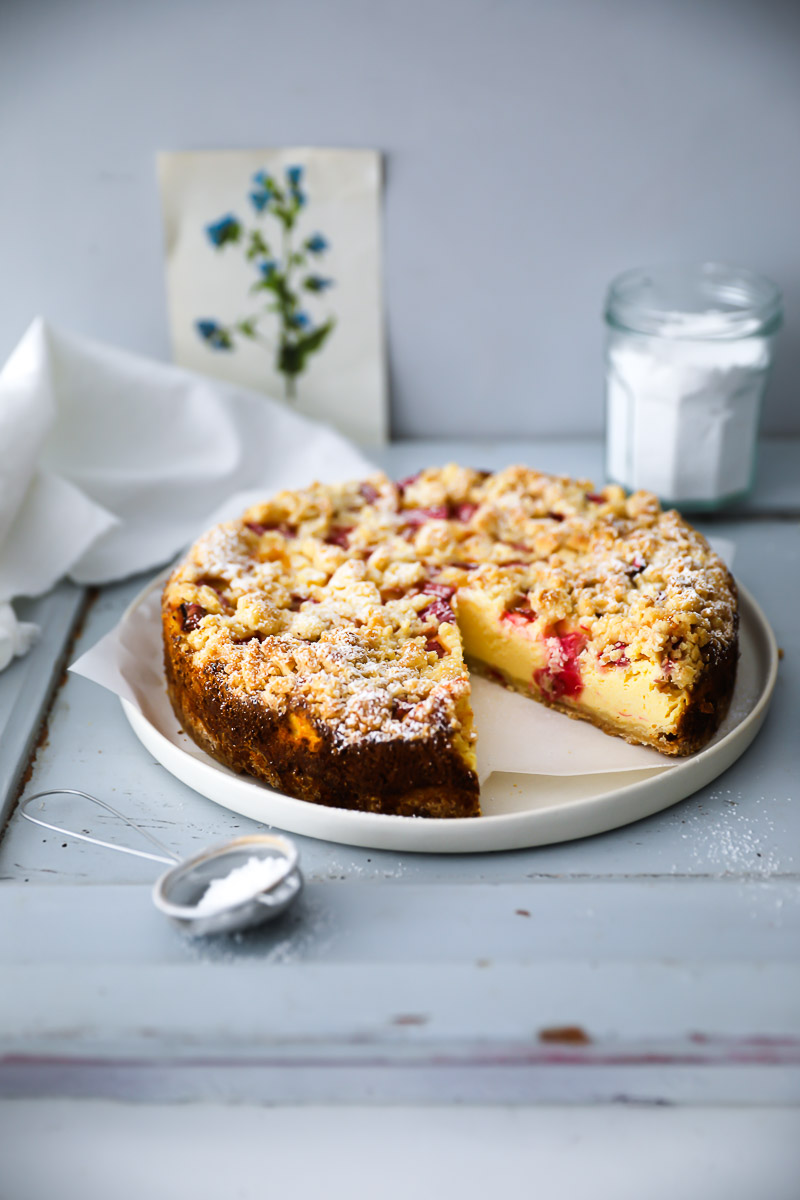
[1,438,798,1105]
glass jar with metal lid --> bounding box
[604,263,782,508]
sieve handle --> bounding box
[20,789,178,866]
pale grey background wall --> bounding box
[2,0,799,437]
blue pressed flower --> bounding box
[205,214,240,247]
[195,319,232,350]
[289,311,311,329]
[259,258,278,277]
[252,169,272,188]
[305,233,328,254]
[286,165,303,187]
[249,189,270,213]
[304,274,333,292]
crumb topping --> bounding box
[164,464,737,744]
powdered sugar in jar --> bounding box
[604,263,782,508]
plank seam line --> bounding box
[1,588,98,841]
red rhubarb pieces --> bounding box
[401,506,450,527]
[453,502,477,522]
[325,526,353,549]
[396,473,420,495]
[535,631,586,700]
[501,597,537,630]
[420,596,456,625]
[607,641,630,668]
[246,520,296,538]
[179,603,207,632]
[398,501,478,526]
[425,637,446,658]
[421,581,456,601]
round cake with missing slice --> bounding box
[162,465,738,819]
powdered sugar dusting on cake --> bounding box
[164,463,737,750]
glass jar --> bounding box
[604,263,782,508]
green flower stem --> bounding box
[280,221,295,399]
[199,171,334,402]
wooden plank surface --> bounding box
[2,519,795,885]
[0,583,87,830]
[0,438,798,1103]
[2,1102,799,1200]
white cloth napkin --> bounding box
[0,318,373,670]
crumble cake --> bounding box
[162,465,738,818]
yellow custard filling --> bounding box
[457,582,687,739]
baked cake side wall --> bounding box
[162,606,481,819]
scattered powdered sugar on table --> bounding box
[673,790,783,877]
[194,855,287,915]
[262,896,335,964]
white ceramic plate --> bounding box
[123,583,777,853]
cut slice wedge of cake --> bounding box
[456,557,737,756]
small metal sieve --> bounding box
[20,789,303,936]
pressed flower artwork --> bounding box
[196,166,336,401]
[159,149,386,443]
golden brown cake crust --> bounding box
[162,464,739,817]
[163,601,480,818]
